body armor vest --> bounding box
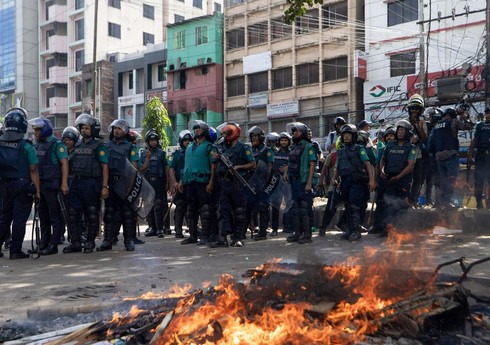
[384,141,412,175]
[273,148,290,172]
[181,141,212,184]
[337,144,367,178]
[0,139,30,178]
[219,142,250,177]
[432,120,459,152]
[476,121,490,150]
[106,140,132,176]
[36,139,61,181]
[252,144,268,163]
[71,139,102,177]
[144,148,166,178]
[288,143,305,178]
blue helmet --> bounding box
[209,127,218,143]
[1,108,28,141]
[29,117,53,138]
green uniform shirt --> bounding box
[24,141,39,165]
[46,135,68,163]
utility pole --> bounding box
[92,0,99,118]
[418,0,426,98]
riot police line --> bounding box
[1,99,489,259]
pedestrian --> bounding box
[378,120,417,237]
[468,107,490,209]
[429,108,474,209]
[212,122,255,247]
[271,132,291,235]
[98,119,141,252]
[179,120,217,245]
[28,117,69,255]
[63,114,109,254]
[325,117,346,153]
[140,129,170,238]
[0,108,41,259]
[331,125,376,242]
[285,122,317,244]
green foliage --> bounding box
[284,0,324,24]
[143,97,172,149]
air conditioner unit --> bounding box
[169,64,175,70]
[107,53,119,63]
[206,57,212,64]
[435,76,466,100]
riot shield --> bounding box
[112,159,156,219]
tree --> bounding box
[143,97,172,149]
[284,0,324,24]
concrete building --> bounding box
[223,0,365,140]
[0,0,39,118]
[38,0,222,134]
[364,0,487,126]
[166,12,224,140]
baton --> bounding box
[367,191,377,227]
[57,192,76,243]
[30,201,41,259]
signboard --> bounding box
[243,51,272,75]
[365,101,405,125]
[146,89,167,103]
[248,92,268,108]
[266,101,299,119]
[354,50,366,80]
[363,77,407,104]
[118,93,144,106]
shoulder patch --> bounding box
[168,155,173,161]
[361,150,366,155]
[308,150,313,155]
[267,152,272,157]
[411,149,416,154]
[245,150,251,155]
[131,151,136,156]
[59,147,65,153]
[100,151,105,157]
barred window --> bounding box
[323,56,348,81]
[296,63,319,85]
[272,67,292,90]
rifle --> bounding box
[57,192,76,243]
[30,202,41,259]
[219,154,256,195]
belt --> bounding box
[147,176,162,181]
[73,175,95,180]
[111,175,120,182]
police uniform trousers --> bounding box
[68,177,101,244]
[0,178,34,254]
[436,155,459,207]
[289,180,313,236]
[185,181,214,242]
[219,180,248,241]
[379,174,411,231]
[474,151,490,207]
[146,176,168,233]
[38,183,64,247]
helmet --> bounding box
[218,122,241,143]
[188,119,209,132]
[2,108,28,141]
[357,130,370,146]
[28,117,53,138]
[340,124,358,144]
[384,126,396,140]
[286,122,308,137]
[407,93,425,111]
[109,119,130,134]
[145,128,160,143]
[278,131,291,141]
[129,130,142,144]
[178,129,193,147]
[334,116,346,126]
[266,132,279,143]
[247,126,265,143]
[395,119,413,140]
[209,127,218,143]
[62,126,80,142]
[75,113,101,138]
[443,108,458,118]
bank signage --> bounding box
[363,77,407,104]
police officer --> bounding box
[429,108,474,209]
[62,126,80,155]
[179,120,217,245]
[98,119,140,252]
[285,122,317,244]
[468,107,490,209]
[378,120,417,237]
[331,125,376,242]
[0,108,41,259]
[246,126,274,241]
[213,122,256,247]
[63,114,109,254]
[28,117,69,255]
[141,129,169,238]
[325,117,345,153]
[169,130,193,238]
[271,132,291,236]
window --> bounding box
[214,2,221,12]
[46,87,55,108]
[271,18,292,40]
[227,28,245,49]
[295,8,319,35]
[75,0,84,10]
[227,0,244,7]
[174,14,184,23]
[174,30,185,49]
[143,4,154,19]
[75,50,84,71]
[143,32,154,45]
[46,59,55,78]
[248,22,268,46]
[322,1,347,28]
[227,76,245,97]
[108,22,121,38]
[75,18,84,40]
[323,56,348,81]
[108,0,121,9]
[177,0,184,2]
[158,64,166,82]
[193,0,202,9]
[174,71,187,90]
[390,51,416,77]
[196,26,208,45]
[296,63,319,85]
[75,81,82,102]
[128,71,134,89]
[272,67,292,90]
[388,0,418,26]
[249,72,268,93]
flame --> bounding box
[125,283,195,300]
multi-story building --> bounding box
[223,0,365,139]
[38,0,222,134]
[166,12,224,139]
[0,0,39,117]
[364,0,487,125]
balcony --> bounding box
[48,97,68,115]
[49,66,68,85]
[47,4,67,24]
[48,35,67,54]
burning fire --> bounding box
[109,230,437,344]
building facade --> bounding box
[1,0,39,117]
[223,0,364,140]
[364,0,487,125]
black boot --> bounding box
[63,242,82,253]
